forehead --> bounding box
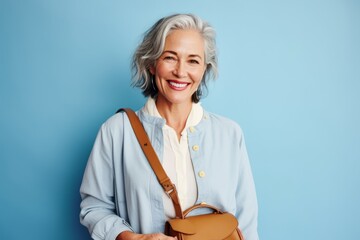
[163,29,205,56]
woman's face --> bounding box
[151,29,207,106]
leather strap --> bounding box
[119,108,184,218]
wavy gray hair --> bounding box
[131,13,218,103]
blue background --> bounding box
[1,0,359,239]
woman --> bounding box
[80,14,259,240]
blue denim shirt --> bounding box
[80,108,259,240]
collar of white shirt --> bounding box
[142,97,204,134]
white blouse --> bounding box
[142,98,203,219]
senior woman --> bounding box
[80,14,259,240]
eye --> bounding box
[189,59,200,64]
[163,55,176,61]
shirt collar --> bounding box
[142,97,204,133]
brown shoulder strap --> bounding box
[119,108,184,218]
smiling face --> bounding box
[150,29,207,107]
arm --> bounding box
[80,120,133,240]
[116,232,176,240]
[235,129,259,240]
[80,115,177,240]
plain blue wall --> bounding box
[1,0,359,239]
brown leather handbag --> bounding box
[121,108,244,240]
[165,203,243,240]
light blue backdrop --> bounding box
[1,0,359,239]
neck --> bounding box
[156,98,192,140]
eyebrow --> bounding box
[163,50,203,60]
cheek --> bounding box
[192,69,206,82]
[155,63,172,78]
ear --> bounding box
[149,66,155,75]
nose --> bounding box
[173,61,186,78]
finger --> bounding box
[149,233,170,240]
[155,233,176,240]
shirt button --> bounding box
[192,145,200,151]
[189,126,196,133]
[198,171,206,178]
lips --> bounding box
[168,80,189,90]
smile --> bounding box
[168,80,189,90]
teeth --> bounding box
[169,81,187,88]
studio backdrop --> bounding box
[1,0,359,239]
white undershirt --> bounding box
[142,98,203,219]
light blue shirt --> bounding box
[80,108,259,240]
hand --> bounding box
[116,231,177,240]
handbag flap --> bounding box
[167,218,196,234]
[167,213,238,239]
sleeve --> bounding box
[235,128,259,240]
[79,116,133,240]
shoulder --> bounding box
[103,111,125,127]
[97,111,128,137]
[205,111,243,133]
[201,111,245,144]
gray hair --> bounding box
[131,13,218,103]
